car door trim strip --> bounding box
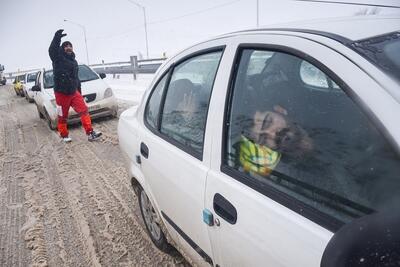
[161,211,213,266]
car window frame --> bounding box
[221,43,399,232]
[143,46,226,161]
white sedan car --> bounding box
[118,16,400,267]
[33,65,118,129]
[23,71,39,102]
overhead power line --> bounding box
[292,0,400,9]
[89,0,242,41]
[148,0,242,25]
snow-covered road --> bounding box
[0,84,189,266]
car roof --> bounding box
[223,15,400,42]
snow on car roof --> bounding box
[226,15,400,42]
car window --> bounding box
[300,60,340,91]
[44,71,54,88]
[43,65,99,89]
[145,74,168,130]
[160,50,223,158]
[352,31,400,84]
[78,65,99,82]
[224,48,400,229]
[27,72,37,83]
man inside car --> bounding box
[48,29,101,142]
[239,104,313,176]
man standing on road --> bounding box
[49,29,102,142]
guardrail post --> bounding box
[130,55,138,81]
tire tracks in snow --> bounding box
[0,85,188,266]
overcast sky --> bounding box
[1,0,399,72]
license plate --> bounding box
[88,104,101,111]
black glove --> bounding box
[55,29,67,39]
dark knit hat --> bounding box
[61,41,73,48]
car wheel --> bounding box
[138,186,172,253]
[44,110,57,130]
[37,106,44,119]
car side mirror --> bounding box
[99,73,106,79]
[321,209,400,267]
[31,85,41,92]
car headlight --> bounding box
[50,99,57,107]
[104,87,113,98]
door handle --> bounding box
[140,142,149,159]
[213,193,237,224]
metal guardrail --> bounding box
[89,56,167,79]
[5,55,167,80]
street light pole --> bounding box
[127,0,149,59]
[64,19,90,65]
[256,0,259,28]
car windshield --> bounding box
[43,65,99,89]
[78,65,99,82]
[352,31,400,84]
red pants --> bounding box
[54,91,93,137]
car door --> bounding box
[204,34,400,266]
[139,46,225,266]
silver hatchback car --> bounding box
[118,15,400,267]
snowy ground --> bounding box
[0,84,189,266]
[104,73,154,106]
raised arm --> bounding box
[48,29,67,62]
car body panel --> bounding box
[118,15,400,266]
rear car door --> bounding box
[205,34,400,266]
[139,46,225,265]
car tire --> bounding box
[44,110,57,130]
[138,186,173,253]
[37,106,44,119]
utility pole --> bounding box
[256,0,259,28]
[127,0,149,59]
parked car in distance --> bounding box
[32,64,118,130]
[13,73,26,96]
[118,15,400,267]
[23,71,39,103]
[0,64,6,85]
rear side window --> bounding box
[160,51,223,158]
[223,48,400,230]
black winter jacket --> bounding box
[48,33,81,95]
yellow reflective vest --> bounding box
[239,135,281,176]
